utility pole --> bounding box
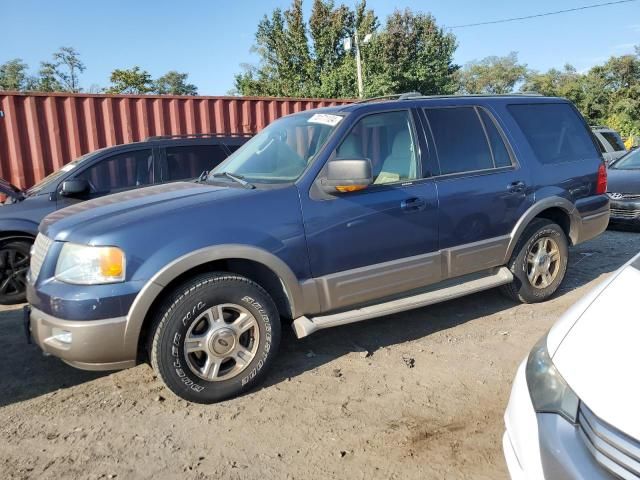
[344,30,371,99]
[354,29,364,99]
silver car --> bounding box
[592,126,627,164]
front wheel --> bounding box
[150,272,281,403]
[501,219,568,303]
[0,240,32,305]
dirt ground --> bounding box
[0,229,638,480]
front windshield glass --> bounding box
[210,111,343,184]
[611,149,640,170]
[26,149,100,195]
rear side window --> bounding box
[600,131,626,152]
[478,109,512,168]
[425,106,512,175]
[163,145,228,181]
[508,103,598,164]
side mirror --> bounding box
[60,178,90,197]
[320,158,372,193]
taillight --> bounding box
[596,163,607,194]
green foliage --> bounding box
[458,52,527,94]
[234,1,459,98]
[36,62,63,92]
[0,59,33,91]
[522,50,640,137]
[104,66,154,94]
[154,71,198,95]
[51,46,85,92]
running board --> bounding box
[292,267,513,339]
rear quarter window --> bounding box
[508,103,598,164]
[600,131,626,152]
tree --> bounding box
[457,52,527,94]
[234,1,458,98]
[36,61,63,92]
[0,59,32,91]
[105,66,154,94]
[51,47,85,92]
[154,71,198,95]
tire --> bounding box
[501,219,568,304]
[149,272,281,403]
[0,240,32,305]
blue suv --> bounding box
[26,94,609,403]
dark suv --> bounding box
[0,134,249,304]
[26,94,609,403]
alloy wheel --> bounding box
[526,237,561,289]
[183,303,260,382]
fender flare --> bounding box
[0,219,40,240]
[504,196,580,263]
[122,244,305,357]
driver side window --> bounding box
[336,111,418,185]
[75,149,154,196]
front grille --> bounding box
[608,193,640,200]
[578,403,640,479]
[610,208,640,219]
[29,234,53,283]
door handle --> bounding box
[401,197,427,211]
[507,181,526,194]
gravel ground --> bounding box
[1,229,638,480]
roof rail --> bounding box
[354,92,424,104]
[590,125,609,130]
[144,132,253,141]
[354,91,546,105]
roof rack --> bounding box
[144,132,253,141]
[354,92,424,104]
[354,91,544,105]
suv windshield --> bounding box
[611,149,640,170]
[210,112,343,184]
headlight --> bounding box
[525,334,579,423]
[55,243,126,284]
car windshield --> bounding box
[611,149,640,170]
[209,111,343,184]
[26,149,102,195]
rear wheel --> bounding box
[0,240,32,304]
[150,272,281,403]
[501,219,568,303]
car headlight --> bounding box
[525,334,579,423]
[55,243,126,284]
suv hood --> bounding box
[0,178,25,202]
[41,181,254,241]
[552,259,640,440]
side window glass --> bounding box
[76,149,153,195]
[336,110,418,185]
[600,131,626,152]
[594,134,607,153]
[163,145,228,182]
[508,103,598,164]
[426,107,493,175]
[479,109,512,168]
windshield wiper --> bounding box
[211,171,255,189]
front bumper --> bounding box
[28,306,136,371]
[608,198,640,224]
[504,361,616,479]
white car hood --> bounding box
[552,264,640,441]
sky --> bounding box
[3,0,639,95]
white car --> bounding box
[503,253,640,479]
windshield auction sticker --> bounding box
[308,113,343,127]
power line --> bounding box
[448,0,638,29]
